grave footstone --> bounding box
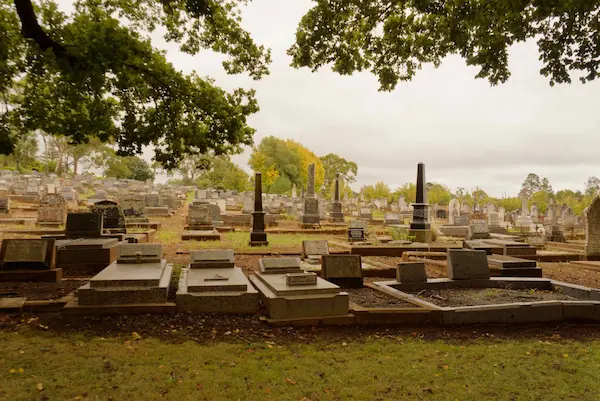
[396,262,427,283]
[321,255,363,288]
[447,249,490,280]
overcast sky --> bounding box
[74,0,600,196]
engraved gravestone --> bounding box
[286,272,318,286]
[447,249,490,280]
[0,239,55,270]
[91,200,126,232]
[37,193,67,225]
[302,240,329,263]
[321,255,363,288]
[469,219,490,239]
[586,197,600,256]
[65,212,103,238]
[187,204,213,229]
[0,196,9,214]
[118,244,162,264]
[259,257,303,274]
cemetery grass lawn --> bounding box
[158,231,336,252]
[2,329,600,401]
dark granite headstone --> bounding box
[321,255,363,288]
[65,212,103,239]
[91,200,126,233]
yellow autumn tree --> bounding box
[248,136,324,194]
[285,140,324,191]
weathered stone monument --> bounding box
[409,162,431,242]
[447,249,490,280]
[448,198,461,225]
[91,200,126,234]
[176,249,258,313]
[249,172,268,246]
[0,239,61,281]
[182,203,220,241]
[37,193,67,226]
[515,195,534,232]
[397,262,427,283]
[300,164,320,226]
[329,174,344,223]
[0,196,9,215]
[301,240,329,265]
[586,196,600,259]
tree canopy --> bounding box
[288,0,600,90]
[1,0,270,167]
[248,137,325,194]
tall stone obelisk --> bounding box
[329,173,344,223]
[300,163,320,226]
[249,172,268,246]
[409,162,432,243]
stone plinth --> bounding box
[176,267,258,314]
[57,238,121,273]
[249,273,349,320]
[181,230,221,241]
[77,260,173,306]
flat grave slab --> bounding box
[487,255,537,268]
[177,266,258,314]
[62,238,119,249]
[186,268,248,292]
[90,260,167,288]
[254,273,340,296]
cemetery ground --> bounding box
[1,313,600,401]
[5,204,600,399]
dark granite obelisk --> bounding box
[249,172,268,246]
[329,173,344,223]
[409,162,432,242]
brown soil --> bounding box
[0,279,84,300]
[540,262,600,289]
[347,287,414,308]
[365,256,446,278]
[410,288,576,307]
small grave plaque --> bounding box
[286,272,317,286]
[118,244,162,264]
[204,273,230,282]
[259,257,302,274]
[347,227,365,241]
[302,240,329,258]
[190,249,234,269]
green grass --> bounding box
[159,231,334,251]
[1,330,599,400]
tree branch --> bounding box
[13,0,68,58]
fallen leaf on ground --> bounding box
[131,332,142,340]
[285,378,297,385]
[36,383,43,391]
